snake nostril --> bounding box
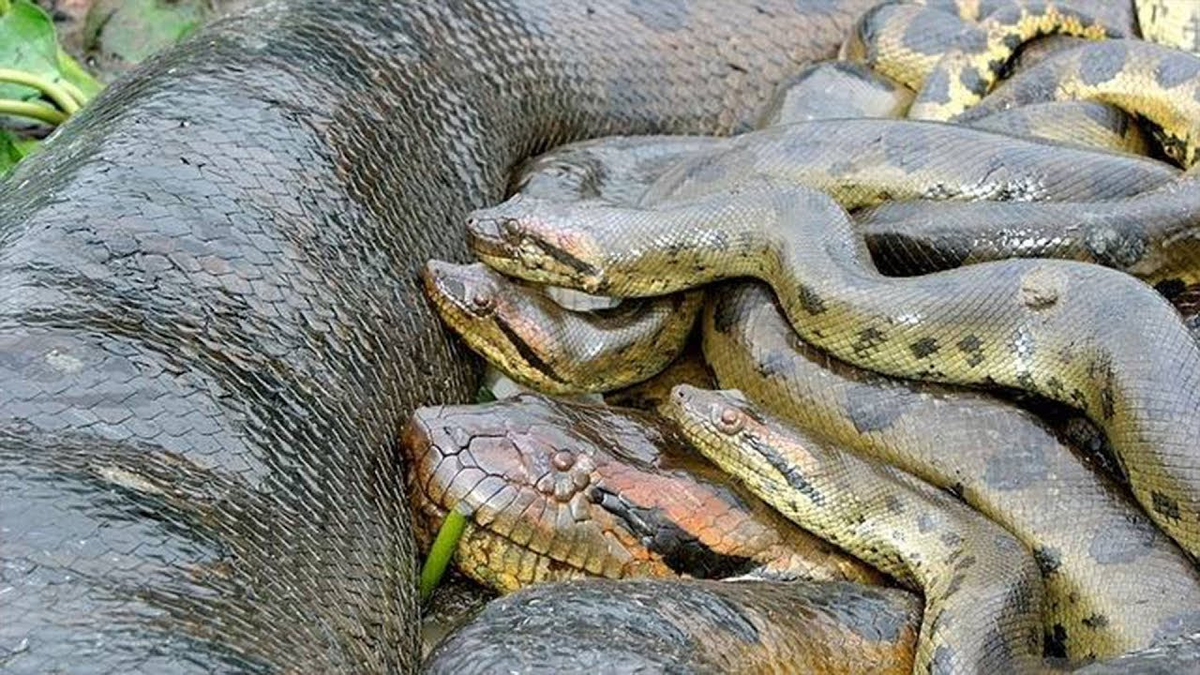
[552,450,575,471]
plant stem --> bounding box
[56,48,103,100]
[0,68,79,114]
[0,99,66,125]
[418,507,469,604]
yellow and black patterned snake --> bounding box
[413,0,1200,673]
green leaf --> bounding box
[0,128,23,176]
[0,0,64,102]
[56,48,102,100]
[84,0,207,67]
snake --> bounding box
[426,240,1200,661]
[421,260,702,394]
[402,393,883,591]
[427,114,1183,396]
[464,182,1200,560]
[703,281,1200,661]
[425,578,923,674]
[662,384,1047,674]
[3,0,1197,671]
[0,1,894,671]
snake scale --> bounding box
[0,1,892,672]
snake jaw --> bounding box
[422,260,501,319]
[467,199,608,292]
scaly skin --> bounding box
[704,282,1200,662]
[842,1,1124,101]
[421,260,701,394]
[662,385,1045,675]
[857,167,1200,291]
[955,39,1200,166]
[425,578,922,675]
[464,183,1200,560]
[637,118,1177,207]
[968,100,1151,154]
[401,395,883,592]
[0,1,880,671]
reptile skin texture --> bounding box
[0,1,875,672]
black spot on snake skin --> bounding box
[1152,491,1182,521]
[909,336,939,359]
[1154,52,1200,89]
[1045,624,1069,659]
[1033,545,1062,577]
[797,284,827,315]
[1078,43,1126,86]
[1082,614,1109,629]
[958,66,988,98]
[852,326,888,356]
[955,334,985,367]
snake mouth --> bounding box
[401,403,668,591]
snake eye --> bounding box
[470,291,495,314]
[501,218,523,240]
[714,406,744,435]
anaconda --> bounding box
[402,394,883,591]
[422,260,701,394]
[663,385,1046,674]
[425,262,1200,661]
[424,578,923,674]
[0,1,884,671]
[465,183,1200,559]
[857,168,1200,290]
[704,281,1200,661]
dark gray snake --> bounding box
[0,1,882,672]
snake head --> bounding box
[422,259,503,320]
[465,195,608,293]
[662,385,760,443]
[664,385,830,509]
[421,259,585,395]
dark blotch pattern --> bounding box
[1088,514,1158,564]
[1045,624,1069,659]
[1078,44,1126,85]
[983,445,1046,491]
[958,66,989,98]
[956,335,986,367]
[798,284,828,315]
[1032,545,1062,577]
[909,336,940,359]
[1152,491,1182,521]
[1154,52,1200,89]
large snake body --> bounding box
[704,282,1200,661]
[466,184,1200,560]
[0,1,885,671]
